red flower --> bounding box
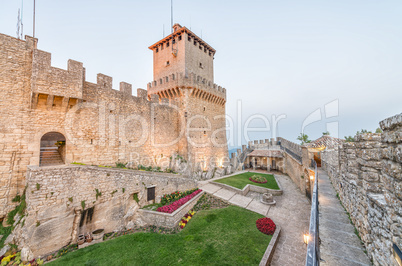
[157,189,202,213]
[256,218,276,235]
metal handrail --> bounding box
[306,162,320,266]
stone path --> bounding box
[199,172,311,265]
[318,169,371,266]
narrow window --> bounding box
[209,51,212,56]
[172,38,176,44]
[172,74,175,80]
[178,35,182,41]
[199,63,203,68]
[166,61,170,66]
[199,45,202,50]
[203,106,206,111]
[194,40,197,46]
[160,79,162,85]
[167,41,170,47]
[166,76,169,82]
[161,43,164,50]
[188,36,191,41]
[204,47,207,53]
[156,48,159,53]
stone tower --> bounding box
[148,23,228,170]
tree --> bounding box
[322,131,330,136]
[297,133,311,145]
[375,127,383,133]
[345,136,355,142]
[357,129,371,135]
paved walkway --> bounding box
[199,171,311,265]
[318,169,371,266]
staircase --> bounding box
[40,147,64,166]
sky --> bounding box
[1,0,401,148]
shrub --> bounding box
[115,162,127,168]
[249,175,267,184]
[256,217,276,235]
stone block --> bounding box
[362,171,379,182]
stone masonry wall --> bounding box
[17,165,197,258]
[321,113,402,266]
[0,32,227,218]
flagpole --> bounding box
[33,0,35,38]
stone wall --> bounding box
[16,165,197,258]
[321,113,401,266]
[0,32,228,218]
[277,137,302,162]
[283,152,306,192]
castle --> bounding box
[0,24,228,220]
[1,24,400,264]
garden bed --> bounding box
[213,172,283,196]
[138,191,205,228]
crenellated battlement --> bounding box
[147,72,226,105]
[31,48,84,100]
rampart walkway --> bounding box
[318,169,371,265]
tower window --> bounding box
[194,40,197,46]
[166,76,169,82]
[166,61,170,66]
[203,107,206,111]
[160,79,163,85]
[199,63,203,68]
[188,36,191,41]
[204,48,207,53]
[167,41,170,47]
[161,43,164,50]
[209,51,212,56]
[178,35,182,41]
[156,48,159,53]
[199,45,202,50]
[172,38,176,44]
[172,74,175,80]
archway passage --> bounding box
[40,132,66,166]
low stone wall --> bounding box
[321,113,402,266]
[137,191,204,228]
[14,165,197,259]
[259,226,281,266]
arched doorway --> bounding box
[40,132,66,166]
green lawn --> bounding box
[214,172,280,190]
[48,206,271,265]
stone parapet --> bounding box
[321,113,402,266]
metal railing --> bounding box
[306,161,320,266]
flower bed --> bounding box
[157,189,202,213]
[0,251,44,266]
[249,175,267,184]
[256,217,276,235]
[179,210,196,229]
[160,188,198,206]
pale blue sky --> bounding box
[1,0,401,147]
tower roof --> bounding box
[148,24,216,54]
